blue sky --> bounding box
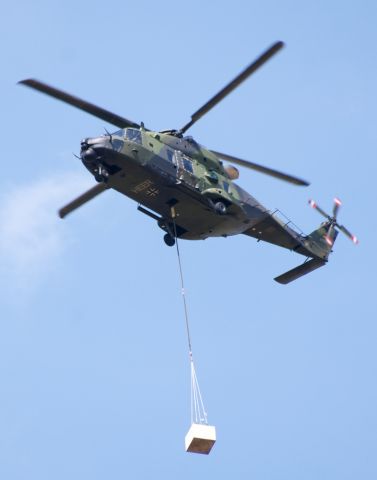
[1,1,376,478]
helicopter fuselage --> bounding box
[81,128,270,241]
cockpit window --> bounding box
[125,128,142,144]
[112,139,124,152]
[112,129,125,137]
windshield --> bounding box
[112,129,125,137]
[125,128,142,144]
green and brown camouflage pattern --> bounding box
[81,126,334,263]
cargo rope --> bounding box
[172,217,208,425]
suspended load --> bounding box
[185,423,216,455]
[184,359,216,454]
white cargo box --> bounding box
[185,423,216,454]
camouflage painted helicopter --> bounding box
[19,41,357,284]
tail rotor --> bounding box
[309,198,359,247]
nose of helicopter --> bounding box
[80,136,108,162]
[80,136,104,149]
[80,143,96,162]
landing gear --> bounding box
[214,201,227,215]
[164,233,175,247]
[158,219,176,246]
[94,165,109,183]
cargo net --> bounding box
[172,214,209,426]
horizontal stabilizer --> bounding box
[274,258,326,285]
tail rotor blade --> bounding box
[338,224,359,244]
[309,199,331,220]
[325,224,335,247]
[309,197,358,246]
[333,197,342,219]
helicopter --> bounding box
[19,41,357,284]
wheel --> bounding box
[214,201,227,215]
[100,166,109,179]
[164,233,175,247]
[94,166,109,183]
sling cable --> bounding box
[171,207,216,455]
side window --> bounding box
[167,149,174,163]
[183,157,193,173]
[125,128,142,144]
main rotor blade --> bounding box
[19,79,140,129]
[58,183,109,219]
[212,150,309,186]
[180,41,284,134]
